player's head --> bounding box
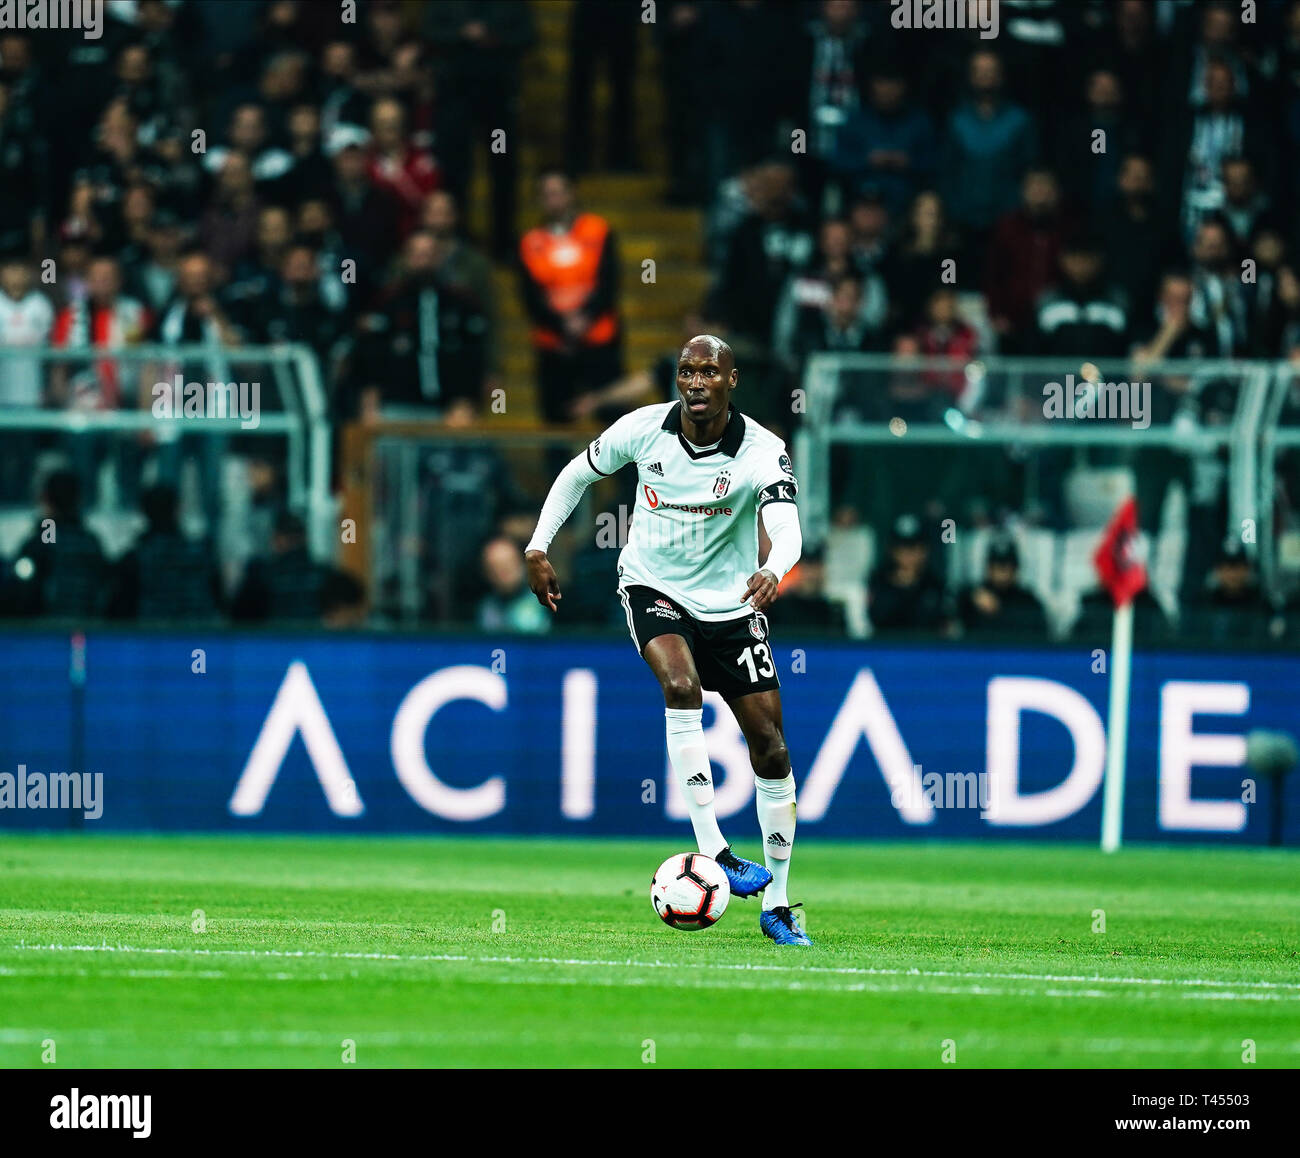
[676,334,737,424]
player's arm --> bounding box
[742,454,802,613]
[524,419,635,611]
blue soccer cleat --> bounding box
[760,903,814,946]
[713,846,772,898]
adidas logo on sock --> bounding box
[685,773,711,787]
[646,461,665,476]
[766,832,791,847]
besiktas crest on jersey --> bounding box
[585,401,798,620]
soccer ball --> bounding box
[651,852,730,930]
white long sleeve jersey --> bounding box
[528,401,802,621]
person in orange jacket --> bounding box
[518,169,623,424]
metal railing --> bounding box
[796,354,1284,560]
[0,343,333,562]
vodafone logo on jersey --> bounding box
[642,484,734,516]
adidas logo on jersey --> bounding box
[766,832,791,847]
[645,461,665,476]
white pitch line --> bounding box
[5,965,1293,1001]
[8,942,1299,998]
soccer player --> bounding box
[525,335,812,946]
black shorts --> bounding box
[619,584,781,700]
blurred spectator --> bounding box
[0,255,53,407]
[1098,1,1162,144]
[150,250,240,522]
[425,0,535,260]
[565,0,639,176]
[885,189,963,332]
[232,510,360,623]
[984,167,1065,349]
[867,514,951,634]
[1181,537,1275,645]
[0,78,43,257]
[774,549,845,632]
[325,124,401,277]
[830,62,937,218]
[1175,58,1265,243]
[785,274,878,367]
[956,533,1047,638]
[915,288,978,397]
[793,0,874,213]
[258,244,350,399]
[519,169,621,424]
[419,190,498,389]
[1172,0,1257,114]
[0,256,53,501]
[129,208,185,312]
[1054,69,1146,215]
[1220,157,1270,245]
[109,484,222,621]
[224,204,294,329]
[293,199,352,314]
[202,103,293,189]
[1070,586,1171,646]
[153,250,241,346]
[1101,155,1180,333]
[199,151,262,272]
[478,535,551,634]
[846,192,891,270]
[269,102,332,208]
[6,470,107,618]
[1136,271,1219,365]
[356,227,491,415]
[655,3,717,206]
[50,255,151,508]
[423,398,528,622]
[1032,232,1129,359]
[774,217,885,369]
[1188,216,1247,355]
[1242,225,1298,356]
[318,40,369,140]
[942,50,1037,270]
[367,97,440,239]
[707,160,814,348]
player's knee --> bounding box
[661,672,702,709]
[753,733,789,778]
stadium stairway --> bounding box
[464,0,711,422]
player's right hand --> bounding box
[525,549,562,612]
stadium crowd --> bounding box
[0,0,1298,643]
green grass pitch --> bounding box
[1,833,1297,1068]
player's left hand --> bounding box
[741,569,780,613]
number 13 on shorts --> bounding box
[736,642,775,683]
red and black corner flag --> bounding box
[1093,495,1147,608]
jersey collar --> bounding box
[662,401,746,459]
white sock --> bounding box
[755,773,796,910]
[665,708,727,857]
